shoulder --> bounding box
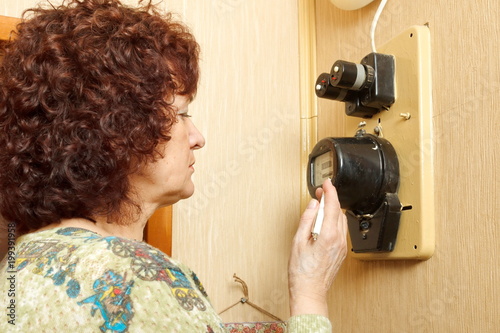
[14,227,186,286]
[6,228,222,331]
[16,227,165,267]
[26,227,209,301]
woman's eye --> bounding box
[177,110,191,118]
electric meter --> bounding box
[307,132,402,252]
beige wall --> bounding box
[172,0,301,322]
[314,0,499,332]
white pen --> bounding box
[311,194,325,241]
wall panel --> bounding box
[314,0,499,331]
[173,0,301,322]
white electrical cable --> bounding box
[370,0,388,53]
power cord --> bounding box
[370,0,388,52]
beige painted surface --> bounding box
[314,0,499,331]
[172,1,301,322]
[343,26,436,260]
[1,0,301,323]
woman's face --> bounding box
[130,95,205,208]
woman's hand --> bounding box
[288,179,348,317]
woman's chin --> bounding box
[180,184,196,200]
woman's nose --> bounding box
[189,122,205,150]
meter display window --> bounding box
[313,151,334,187]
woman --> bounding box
[0,0,347,332]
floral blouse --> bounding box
[0,227,331,332]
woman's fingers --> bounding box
[288,179,348,316]
[314,179,344,243]
[295,198,320,241]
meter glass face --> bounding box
[313,151,334,187]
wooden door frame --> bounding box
[0,15,18,40]
[145,207,173,256]
[298,0,318,212]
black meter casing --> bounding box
[307,133,402,253]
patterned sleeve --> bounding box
[287,314,332,333]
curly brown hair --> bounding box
[0,0,200,232]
